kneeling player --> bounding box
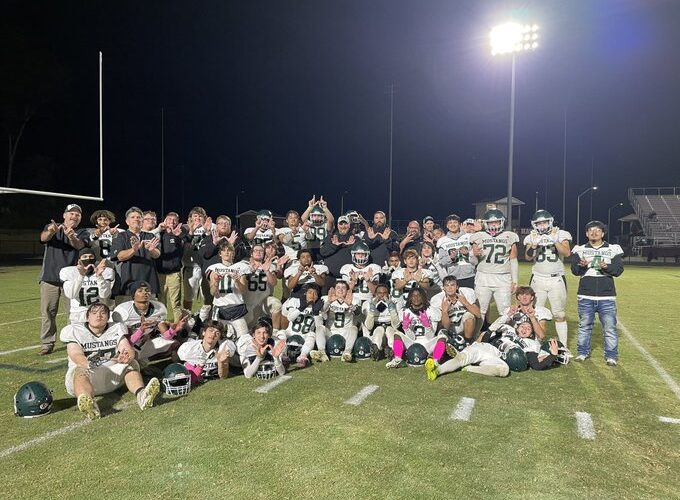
[60,303,160,419]
[361,283,399,360]
[236,319,287,379]
[321,281,358,362]
[60,248,115,323]
[177,320,235,383]
[385,288,447,369]
[282,285,327,367]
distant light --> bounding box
[491,22,540,55]
[593,186,599,191]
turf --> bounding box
[0,264,679,499]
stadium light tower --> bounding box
[490,22,539,228]
[608,202,624,238]
[576,186,598,245]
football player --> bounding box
[340,241,381,307]
[425,336,510,380]
[524,210,572,344]
[430,276,480,343]
[491,286,552,340]
[301,195,335,260]
[88,209,119,261]
[282,284,327,366]
[182,206,214,312]
[385,287,447,369]
[177,320,234,383]
[205,241,249,339]
[482,320,565,370]
[284,249,328,298]
[60,248,114,323]
[236,318,287,379]
[469,209,519,325]
[436,214,476,290]
[390,248,433,312]
[244,209,277,247]
[379,251,402,286]
[320,280,358,362]
[277,210,312,262]
[60,303,160,420]
[419,241,445,297]
[422,216,436,242]
[361,283,400,359]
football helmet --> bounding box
[445,333,468,354]
[531,210,554,235]
[541,339,573,365]
[256,209,272,224]
[14,381,53,418]
[352,336,373,361]
[351,241,371,266]
[286,334,305,360]
[405,343,428,367]
[309,206,326,227]
[503,347,529,372]
[326,334,346,358]
[161,363,191,396]
[482,209,506,237]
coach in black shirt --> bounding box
[38,203,90,355]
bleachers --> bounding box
[628,187,680,245]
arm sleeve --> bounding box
[62,274,84,299]
[242,356,261,379]
[603,253,624,277]
[510,258,518,283]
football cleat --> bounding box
[77,393,101,420]
[137,378,160,410]
[341,352,353,362]
[385,357,407,369]
[425,358,438,381]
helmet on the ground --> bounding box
[286,334,305,360]
[353,336,373,360]
[482,209,506,237]
[162,363,191,396]
[14,381,53,418]
[406,343,429,367]
[326,334,346,358]
[541,339,573,365]
[503,347,528,372]
[531,210,554,234]
[351,241,371,266]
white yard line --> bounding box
[619,320,680,401]
[0,420,91,459]
[575,411,596,440]
[658,416,680,424]
[0,312,65,327]
[449,397,476,421]
[344,384,379,406]
[0,345,41,356]
[254,375,292,394]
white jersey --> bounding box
[523,229,572,276]
[305,225,329,249]
[361,300,394,325]
[514,336,543,355]
[429,288,477,326]
[177,338,235,379]
[111,300,167,329]
[283,297,323,335]
[59,266,115,322]
[420,259,444,288]
[323,297,356,330]
[205,262,246,307]
[389,267,434,304]
[284,263,329,290]
[277,226,309,260]
[436,233,476,279]
[89,229,116,260]
[60,322,127,369]
[572,243,624,278]
[236,334,280,379]
[501,306,553,326]
[231,260,275,307]
[340,263,381,304]
[400,307,438,340]
[244,227,275,246]
[469,230,519,274]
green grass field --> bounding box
[0,264,679,499]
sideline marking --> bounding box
[575,411,596,440]
[619,320,680,401]
[344,384,379,406]
[0,312,65,327]
[449,397,476,421]
[658,416,680,424]
[255,375,292,394]
[0,420,91,459]
[0,345,41,356]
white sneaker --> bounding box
[310,350,329,362]
[606,358,618,367]
[341,352,353,362]
[575,354,589,362]
[77,393,101,420]
[137,378,160,410]
[386,357,407,369]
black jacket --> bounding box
[571,241,624,297]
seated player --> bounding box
[361,283,400,360]
[112,281,182,362]
[60,303,160,420]
[424,335,510,380]
[390,248,433,313]
[60,248,115,323]
[206,241,249,338]
[282,284,327,366]
[177,320,235,383]
[430,275,481,345]
[491,286,552,341]
[284,249,328,298]
[236,319,287,379]
[320,280,358,362]
[385,287,447,369]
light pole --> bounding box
[490,23,539,229]
[340,190,349,215]
[608,202,624,238]
[576,186,598,245]
[235,189,245,229]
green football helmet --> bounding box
[162,363,191,396]
[326,334,346,358]
[257,209,272,223]
[541,339,573,365]
[406,343,429,367]
[352,336,373,361]
[286,334,305,360]
[14,381,53,418]
[503,347,529,372]
[531,210,554,234]
[482,209,506,236]
[309,206,326,227]
[350,241,371,266]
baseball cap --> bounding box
[446,214,461,222]
[338,215,350,224]
[65,203,82,214]
[130,281,151,295]
[462,218,476,225]
[585,220,606,231]
[78,248,96,259]
[422,216,434,224]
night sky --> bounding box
[3,0,680,234]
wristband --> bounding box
[130,328,144,344]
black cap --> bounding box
[78,248,96,259]
[446,214,461,222]
[585,220,606,231]
[130,281,151,295]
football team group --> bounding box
[13,195,624,420]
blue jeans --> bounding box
[577,298,618,359]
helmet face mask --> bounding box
[286,334,305,360]
[257,210,273,225]
[541,340,573,365]
[162,363,192,396]
[14,381,53,418]
[482,209,506,237]
[309,207,326,227]
[531,210,554,235]
[351,241,371,266]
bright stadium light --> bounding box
[490,21,540,228]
